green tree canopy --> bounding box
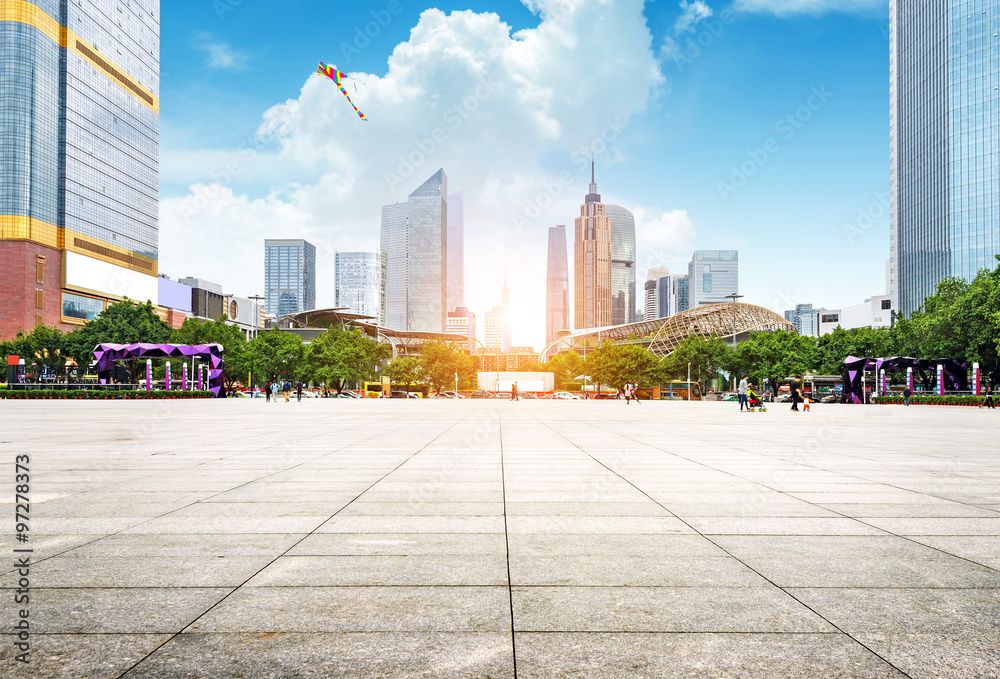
[299,327,388,393]
[248,330,305,383]
[63,300,172,378]
[420,341,474,392]
[730,330,815,395]
[660,335,733,390]
[584,343,661,392]
[171,317,249,388]
[542,351,585,390]
[385,356,423,389]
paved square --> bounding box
[2,399,998,678]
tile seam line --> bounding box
[583,417,1000,574]
[19,424,415,570]
[521,407,917,679]
[498,404,519,679]
[114,409,481,679]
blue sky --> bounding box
[159,0,891,349]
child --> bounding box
[802,397,811,412]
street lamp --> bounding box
[687,362,691,401]
[724,293,744,391]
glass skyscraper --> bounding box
[644,267,672,321]
[605,204,637,326]
[335,251,383,319]
[688,250,738,307]
[545,225,570,346]
[890,0,1000,316]
[674,275,690,313]
[1,0,159,338]
[380,169,449,332]
[447,190,464,313]
[264,239,316,318]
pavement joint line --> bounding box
[520,406,918,679]
[497,405,519,679]
[581,414,1000,574]
[115,411,480,678]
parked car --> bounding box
[335,390,360,398]
[551,391,581,400]
[470,390,493,399]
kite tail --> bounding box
[337,84,368,121]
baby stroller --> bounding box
[746,388,766,412]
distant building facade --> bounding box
[545,225,570,346]
[574,163,611,329]
[335,251,383,319]
[644,268,673,321]
[784,303,821,337]
[673,275,689,314]
[817,295,894,336]
[447,306,477,352]
[605,204,637,326]
[688,250,738,307]
[264,239,316,318]
[890,0,1000,316]
[447,191,464,312]
[380,169,449,332]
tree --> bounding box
[660,335,733,390]
[299,327,388,393]
[584,343,660,393]
[543,351,585,390]
[731,331,816,396]
[171,317,249,388]
[248,330,305,383]
[385,356,423,391]
[420,341,474,393]
[63,300,172,380]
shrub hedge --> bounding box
[872,394,987,406]
[0,389,213,400]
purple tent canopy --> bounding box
[843,355,968,403]
[92,343,225,397]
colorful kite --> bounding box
[317,62,367,121]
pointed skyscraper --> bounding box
[574,161,611,329]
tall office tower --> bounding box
[784,303,819,337]
[0,0,160,338]
[484,307,511,353]
[673,275,690,313]
[447,306,477,352]
[687,250,738,307]
[264,239,316,318]
[574,162,612,329]
[380,202,408,328]
[381,170,449,332]
[643,267,673,321]
[335,251,383,319]
[605,204,637,326]
[447,191,464,312]
[890,1,1000,316]
[545,225,570,346]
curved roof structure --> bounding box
[647,303,796,357]
[539,317,672,361]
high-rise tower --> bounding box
[545,225,570,345]
[0,0,160,337]
[890,0,1000,316]
[605,204,637,326]
[264,239,316,318]
[574,162,611,329]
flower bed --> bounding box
[0,389,214,400]
[872,394,987,406]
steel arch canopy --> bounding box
[647,303,797,357]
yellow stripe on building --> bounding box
[0,0,159,114]
[0,215,59,249]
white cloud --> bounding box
[193,33,249,70]
[161,0,669,349]
[732,0,885,16]
[675,0,713,33]
[633,208,697,274]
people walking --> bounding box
[903,385,912,407]
[264,381,272,402]
[296,381,304,402]
[283,380,291,402]
[511,381,519,401]
[738,375,750,412]
[789,377,802,411]
[986,387,995,410]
